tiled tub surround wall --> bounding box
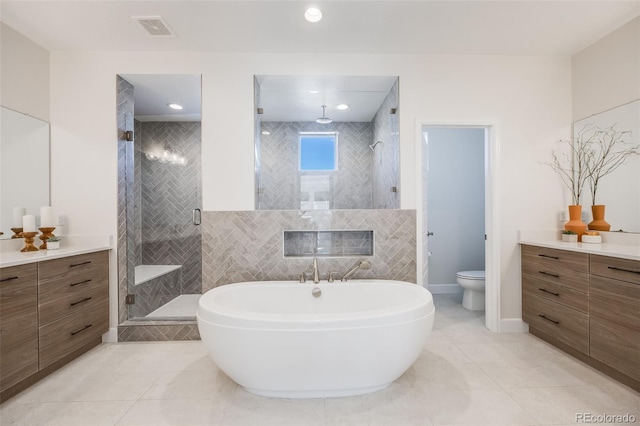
[202,209,416,291]
[283,230,374,257]
[139,121,202,296]
[372,78,399,209]
[258,121,374,210]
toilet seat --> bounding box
[456,270,485,280]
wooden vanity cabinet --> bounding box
[589,255,640,383]
[521,245,640,392]
[0,264,39,392]
[0,250,109,402]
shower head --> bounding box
[369,141,382,151]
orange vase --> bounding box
[564,205,587,241]
[588,205,611,231]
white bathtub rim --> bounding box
[198,280,433,326]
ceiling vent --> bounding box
[132,16,175,37]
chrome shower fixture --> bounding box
[369,140,382,151]
[316,105,332,124]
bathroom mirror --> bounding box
[0,107,50,238]
[254,75,399,210]
[573,99,640,233]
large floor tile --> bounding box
[220,387,325,426]
[141,369,237,400]
[477,362,588,389]
[421,389,539,425]
[0,400,135,426]
[506,385,640,425]
[116,399,226,426]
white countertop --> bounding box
[0,235,113,268]
[519,230,640,261]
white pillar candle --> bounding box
[23,215,36,233]
[12,207,26,228]
[40,206,55,228]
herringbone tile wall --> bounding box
[257,122,374,210]
[118,324,200,341]
[139,121,202,296]
[372,79,400,209]
[201,209,416,291]
[129,269,183,318]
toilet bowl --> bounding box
[456,270,485,311]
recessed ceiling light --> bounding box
[309,90,320,94]
[304,8,322,23]
[167,103,183,110]
[336,104,349,110]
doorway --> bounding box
[417,122,500,331]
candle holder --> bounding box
[38,227,56,250]
[10,227,23,239]
[20,232,39,252]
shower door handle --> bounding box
[426,231,434,237]
[192,208,201,226]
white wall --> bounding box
[424,127,485,287]
[49,51,572,324]
[0,23,50,121]
[572,17,640,121]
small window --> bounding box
[299,133,337,171]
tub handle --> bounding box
[192,208,201,226]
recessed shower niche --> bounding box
[116,74,202,326]
[254,75,400,210]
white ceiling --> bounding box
[1,1,638,56]
[3,1,638,122]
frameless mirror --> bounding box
[573,99,640,233]
[254,75,400,210]
[0,107,50,238]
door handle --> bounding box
[192,208,201,226]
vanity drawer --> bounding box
[38,278,108,325]
[590,255,640,285]
[39,300,109,370]
[522,274,589,313]
[1,264,37,322]
[522,245,589,273]
[522,246,589,293]
[38,251,108,282]
[522,292,589,355]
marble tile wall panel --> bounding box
[202,209,416,291]
[372,79,400,209]
[258,122,373,210]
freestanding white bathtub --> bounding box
[197,280,434,398]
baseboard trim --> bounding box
[103,327,118,343]
[500,318,529,333]
[427,283,463,294]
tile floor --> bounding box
[1,294,638,425]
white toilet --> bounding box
[457,270,485,311]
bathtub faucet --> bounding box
[311,257,320,284]
[341,260,371,282]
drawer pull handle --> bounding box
[538,271,560,278]
[607,266,640,275]
[70,279,92,287]
[538,288,560,296]
[70,297,92,307]
[0,276,19,282]
[538,314,560,325]
[70,324,93,336]
[538,254,559,260]
[70,261,92,268]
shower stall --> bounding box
[117,75,202,323]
